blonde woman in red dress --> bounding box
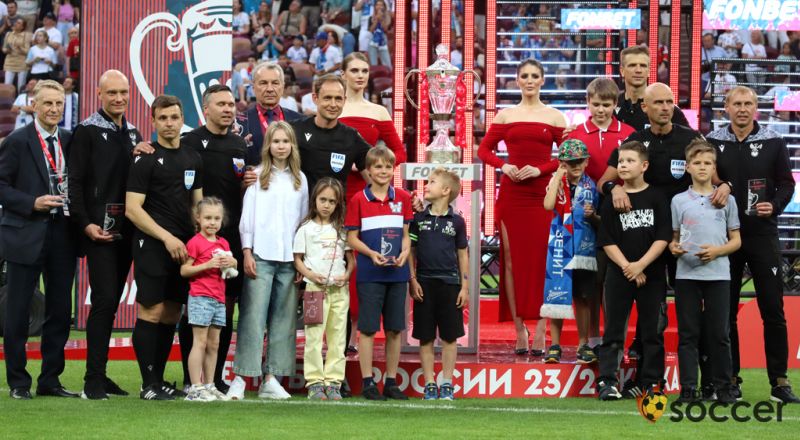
[339,51,406,351]
[478,59,567,355]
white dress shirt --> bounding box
[240,165,308,262]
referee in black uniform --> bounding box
[706,86,800,403]
[68,70,143,400]
[177,84,254,393]
[125,95,203,400]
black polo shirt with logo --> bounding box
[409,206,468,285]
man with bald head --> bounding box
[68,69,143,400]
[236,61,303,166]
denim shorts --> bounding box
[187,295,226,327]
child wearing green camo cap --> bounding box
[542,139,601,364]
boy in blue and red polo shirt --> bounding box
[346,146,413,401]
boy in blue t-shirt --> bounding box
[345,146,413,401]
[669,139,741,404]
[409,168,469,401]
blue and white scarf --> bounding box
[541,174,598,319]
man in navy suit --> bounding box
[236,61,303,166]
[0,79,78,400]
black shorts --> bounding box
[573,269,599,300]
[357,282,407,334]
[132,232,189,307]
[412,277,465,343]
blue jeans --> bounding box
[233,258,297,377]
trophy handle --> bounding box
[404,69,421,110]
[129,13,185,107]
[461,70,483,108]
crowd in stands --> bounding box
[0,0,80,138]
[231,0,397,116]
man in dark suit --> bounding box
[0,79,78,400]
[236,61,303,165]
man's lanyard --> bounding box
[256,106,284,133]
[36,128,64,176]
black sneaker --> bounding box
[140,384,175,401]
[362,384,387,401]
[104,377,129,396]
[81,380,108,400]
[676,387,699,403]
[544,345,562,364]
[214,381,230,395]
[701,384,717,401]
[576,344,598,364]
[382,384,408,400]
[716,385,737,404]
[161,381,187,398]
[597,381,622,401]
[621,379,642,399]
[340,379,353,398]
[771,385,800,403]
[731,376,743,401]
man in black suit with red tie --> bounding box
[0,79,78,400]
[236,62,302,166]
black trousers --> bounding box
[599,268,666,387]
[4,215,76,390]
[729,235,788,386]
[83,237,132,383]
[675,279,731,390]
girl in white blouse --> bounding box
[228,121,308,400]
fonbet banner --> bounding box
[76,0,233,329]
[703,0,800,30]
[561,9,642,30]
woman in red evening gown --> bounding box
[477,59,567,355]
[339,52,406,350]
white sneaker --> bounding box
[226,376,246,401]
[205,383,231,401]
[258,376,291,399]
[185,384,216,402]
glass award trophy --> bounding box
[746,178,766,216]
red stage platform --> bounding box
[0,298,687,398]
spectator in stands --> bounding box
[3,17,31,91]
[354,0,374,53]
[500,35,517,62]
[701,33,728,94]
[16,0,38,35]
[58,75,77,129]
[584,31,605,80]
[450,36,463,70]
[26,30,56,80]
[275,0,307,38]
[35,12,62,51]
[301,89,316,115]
[534,4,554,33]
[368,0,392,69]
[256,22,283,62]
[319,22,355,57]
[742,30,767,92]
[54,0,76,40]
[250,0,272,31]
[287,34,308,63]
[11,77,36,128]
[4,1,20,28]
[776,42,796,74]
[280,80,299,112]
[309,30,342,77]
[233,0,250,37]
[718,29,743,58]
[301,0,322,33]
[231,67,254,106]
[322,0,352,28]
[65,24,77,81]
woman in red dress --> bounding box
[340,52,406,350]
[478,59,567,355]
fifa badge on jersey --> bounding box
[670,159,686,179]
[389,201,403,214]
[129,131,137,146]
[330,152,346,173]
[232,158,245,178]
[184,170,196,189]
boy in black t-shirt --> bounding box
[408,168,469,401]
[125,95,203,400]
[596,141,671,401]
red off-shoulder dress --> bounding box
[478,122,563,321]
[340,116,406,320]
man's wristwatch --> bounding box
[721,181,733,191]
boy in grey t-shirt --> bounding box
[669,140,742,405]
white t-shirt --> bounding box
[742,43,766,71]
[279,96,299,112]
[13,93,34,128]
[35,26,62,46]
[16,0,39,16]
[233,12,249,32]
[27,45,56,74]
[287,45,308,63]
[309,45,343,73]
[293,221,350,285]
[301,93,316,113]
